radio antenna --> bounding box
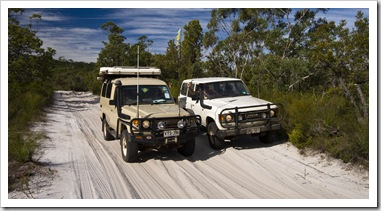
[136,45,140,118]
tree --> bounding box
[203,9,326,92]
[155,39,179,80]
[127,35,154,66]
[181,20,204,79]
[97,22,129,67]
[306,11,369,120]
[8,9,56,83]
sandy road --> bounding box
[9,91,369,202]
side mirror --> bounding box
[191,94,198,101]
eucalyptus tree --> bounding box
[203,8,257,79]
[306,11,369,119]
[349,11,369,119]
[203,8,326,92]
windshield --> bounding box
[203,81,250,99]
[121,85,174,105]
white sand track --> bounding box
[8,91,369,204]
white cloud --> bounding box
[36,26,105,63]
[316,8,369,30]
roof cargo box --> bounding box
[99,66,161,76]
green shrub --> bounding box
[259,89,368,166]
[8,81,53,163]
[8,132,42,163]
[289,123,311,148]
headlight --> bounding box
[177,120,186,128]
[225,114,233,122]
[219,114,234,123]
[270,108,278,117]
[157,121,165,129]
[142,120,150,129]
[261,113,267,119]
[270,110,275,117]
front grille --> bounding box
[154,119,179,129]
[240,111,267,121]
[241,112,261,120]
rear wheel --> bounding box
[120,130,138,162]
[102,119,113,141]
[177,138,195,157]
[207,122,225,149]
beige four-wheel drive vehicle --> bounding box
[98,66,201,162]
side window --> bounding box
[187,83,199,100]
[101,83,107,97]
[180,82,187,96]
[106,83,112,98]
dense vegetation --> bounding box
[8,7,369,184]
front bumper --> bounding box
[216,123,281,139]
[129,115,201,147]
[217,103,283,139]
[130,127,199,146]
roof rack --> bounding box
[97,66,161,81]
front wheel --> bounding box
[177,138,195,157]
[207,122,225,149]
[120,130,138,162]
[259,132,274,144]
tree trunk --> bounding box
[355,83,368,119]
[338,77,361,119]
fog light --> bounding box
[157,121,165,129]
[177,120,186,128]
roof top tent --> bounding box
[97,66,161,81]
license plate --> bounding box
[164,130,180,137]
[247,127,260,134]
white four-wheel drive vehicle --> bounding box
[98,66,201,162]
[178,77,283,149]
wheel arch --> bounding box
[206,116,215,126]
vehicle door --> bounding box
[187,83,209,125]
[178,81,189,109]
[107,84,119,130]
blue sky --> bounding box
[14,6,369,63]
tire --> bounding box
[102,118,114,141]
[259,132,274,144]
[120,130,138,162]
[207,122,225,149]
[177,138,195,157]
